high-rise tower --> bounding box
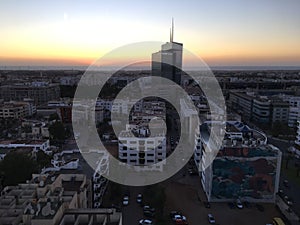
[152,19,183,85]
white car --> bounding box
[236,199,243,209]
[122,196,129,206]
[173,214,186,221]
[208,214,215,224]
[139,219,153,225]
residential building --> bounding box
[229,91,290,125]
[0,173,121,225]
[270,97,289,124]
[118,99,167,171]
[296,121,300,149]
[290,121,300,157]
[118,122,166,172]
[0,100,36,119]
[48,100,72,123]
[229,91,253,121]
[195,121,282,203]
[281,95,300,127]
[0,82,60,105]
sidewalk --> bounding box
[276,196,300,225]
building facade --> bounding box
[152,20,183,85]
[0,82,60,105]
[195,121,282,203]
[229,91,290,125]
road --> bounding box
[122,187,146,225]
[268,136,300,216]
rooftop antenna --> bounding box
[170,18,174,42]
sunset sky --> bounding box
[1,0,300,67]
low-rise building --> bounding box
[0,100,36,119]
[0,139,50,154]
[0,172,122,225]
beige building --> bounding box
[0,173,122,225]
[0,101,30,119]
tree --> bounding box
[36,151,52,169]
[49,113,60,121]
[49,121,66,140]
[0,152,38,186]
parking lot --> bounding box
[118,166,284,225]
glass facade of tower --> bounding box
[152,42,183,85]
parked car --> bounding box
[122,195,129,206]
[236,199,243,209]
[173,215,186,222]
[188,169,198,176]
[170,211,182,219]
[208,214,216,224]
[137,193,143,204]
[139,219,153,225]
[284,196,293,206]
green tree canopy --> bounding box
[0,152,38,186]
[49,121,66,140]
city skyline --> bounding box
[0,0,300,67]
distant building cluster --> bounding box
[0,82,60,105]
[229,91,300,127]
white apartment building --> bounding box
[284,96,300,127]
[118,126,166,171]
[118,129,166,164]
[96,98,143,114]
